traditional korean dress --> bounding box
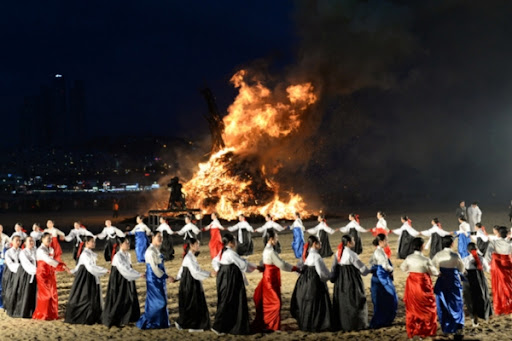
[136,244,170,329]
[42,228,65,262]
[462,251,492,321]
[339,220,367,255]
[65,248,108,325]
[255,220,285,253]
[212,247,256,335]
[156,222,175,261]
[96,225,126,262]
[12,247,37,318]
[0,233,11,308]
[473,228,489,255]
[371,218,392,258]
[252,244,294,332]
[175,251,211,331]
[129,223,152,263]
[64,227,94,263]
[369,246,398,328]
[392,221,419,260]
[486,238,512,315]
[11,231,28,244]
[331,244,370,331]
[102,250,141,327]
[204,218,224,259]
[32,245,67,320]
[2,247,20,316]
[455,221,471,258]
[290,218,305,259]
[432,247,465,334]
[422,224,451,259]
[291,248,332,332]
[401,250,439,338]
[307,221,335,258]
[30,231,42,248]
[227,221,254,256]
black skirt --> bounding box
[319,230,333,258]
[12,267,37,318]
[65,265,102,325]
[212,263,250,334]
[476,238,489,256]
[72,238,82,263]
[160,231,175,261]
[236,230,254,256]
[102,266,140,327]
[177,267,210,330]
[263,233,282,253]
[348,228,363,255]
[2,267,16,316]
[464,269,493,320]
[429,233,443,259]
[331,264,368,331]
[397,231,416,260]
[291,265,332,332]
[104,238,119,262]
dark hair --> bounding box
[304,235,320,260]
[378,211,386,218]
[341,234,353,245]
[42,232,51,240]
[401,215,409,221]
[372,233,387,246]
[472,201,478,205]
[459,200,465,204]
[412,237,424,251]
[16,222,23,227]
[11,235,21,242]
[267,229,276,240]
[349,213,357,219]
[458,216,467,222]
[432,217,440,225]
[318,214,325,220]
[295,212,300,218]
[266,214,273,220]
[136,215,144,221]
[441,235,454,249]
[222,233,235,246]
[467,242,477,252]
[152,231,162,240]
[33,223,40,227]
[475,223,482,228]
[118,236,127,244]
[499,226,509,239]
[84,235,95,243]
[184,238,198,257]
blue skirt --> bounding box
[291,228,305,259]
[134,231,149,263]
[370,264,397,329]
[456,232,470,258]
[137,262,169,329]
[434,267,464,333]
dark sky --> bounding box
[0,0,294,144]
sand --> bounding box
[0,208,509,341]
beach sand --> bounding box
[0,208,509,340]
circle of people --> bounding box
[0,201,505,339]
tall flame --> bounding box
[182,70,318,220]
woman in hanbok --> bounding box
[0,225,11,309]
[473,223,489,255]
[129,216,152,263]
[2,235,21,316]
[291,235,332,332]
[102,237,143,327]
[227,214,254,256]
[96,220,126,262]
[203,212,224,259]
[30,223,42,248]
[432,235,465,336]
[290,212,305,259]
[32,233,69,320]
[212,233,257,335]
[331,234,370,332]
[64,222,94,264]
[486,226,512,315]
[13,236,37,318]
[392,215,419,259]
[455,216,471,258]
[43,220,65,262]
[156,217,175,261]
[421,218,451,259]
[137,232,171,329]
[173,238,213,332]
[369,233,398,329]
[339,213,367,255]
[11,223,28,244]
[176,214,201,241]
[307,215,335,258]
[401,237,438,339]
[65,236,109,325]
[255,214,285,254]
[462,242,492,327]
[253,229,298,332]
[371,211,392,258]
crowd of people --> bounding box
[0,203,510,340]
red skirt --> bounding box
[372,228,392,258]
[32,260,66,320]
[404,272,437,338]
[252,264,282,331]
[51,237,63,262]
[209,228,223,259]
[491,253,512,315]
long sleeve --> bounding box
[5,249,20,272]
[314,255,331,281]
[177,252,210,281]
[64,229,76,242]
[157,223,174,234]
[72,249,108,280]
[146,247,166,278]
[292,218,305,231]
[205,219,224,231]
[212,254,221,272]
[113,227,126,237]
[19,250,37,276]
[371,247,393,272]
[96,228,107,240]
[263,247,293,271]
[307,223,320,235]
[112,251,140,281]
[54,228,65,237]
[36,246,60,267]
[227,222,240,232]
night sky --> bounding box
[3,1,512,205]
